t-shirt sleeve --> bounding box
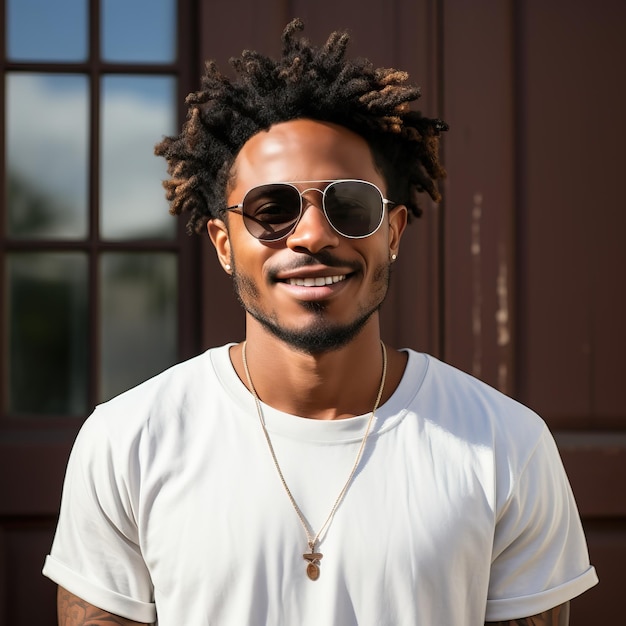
[42,408,157,624]
[485,426,598,621]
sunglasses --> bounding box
[223,179,396,242]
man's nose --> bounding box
[285,192,340,253]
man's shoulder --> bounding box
[63,343,243,490]
[104,343,229,401]
[81,344,235,439]
[419,352,536,412]
[410,351,547,449]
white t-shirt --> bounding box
[43,345,598,625]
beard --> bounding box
[230,257,391,355]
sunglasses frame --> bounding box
[223,179,396,241]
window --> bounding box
[2,0,199,419]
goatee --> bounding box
[230,259,391,355]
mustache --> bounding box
[267,251,361,281]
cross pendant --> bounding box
[303,552,323,581]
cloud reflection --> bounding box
[7,72,177,240]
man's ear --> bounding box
[388,204,408,259]
[207,218,232,274]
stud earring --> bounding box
[225,264,231,271]
[391,254,397,262]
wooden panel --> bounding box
[442,0,516,393]
[557,433,626,517]
[0,437,70,623]
[0,520,57,624]
[569,520,626,625]
[515,0,626,426]
[199,0,287,64]
[0,440,73,516]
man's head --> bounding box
[210,118,405,353]
[156,20,448,354]
[155,18,447,236]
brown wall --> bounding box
[2,1,623,622]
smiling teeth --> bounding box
[288,275,346,287]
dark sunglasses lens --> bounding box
[325,181,384,237]
[242,184,301,240]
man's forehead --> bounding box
[239,119,365,156]
[231,119,377,182]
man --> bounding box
[44,19,597,625]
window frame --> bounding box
[0,0,201,427]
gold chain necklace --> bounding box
[241,340,388,581]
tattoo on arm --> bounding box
[57,587,151,626]
[485,602,570,626]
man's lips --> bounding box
[285,274,347,287]
[268,252,360,286]
[271,267,354,300]
[275,272,350,301]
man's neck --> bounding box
[231,322,406,419]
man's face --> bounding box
[209,119,407,354]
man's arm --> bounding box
[57,587,151,626]
[485,602,570,625]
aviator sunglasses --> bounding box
[223,179,396,242]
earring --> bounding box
[225,264,231,271]
[391,254,397,262]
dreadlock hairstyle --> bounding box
[155,18,448,235]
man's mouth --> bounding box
[286,275,347,287]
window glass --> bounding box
[6,73,89,239]
[102,0,176,63]
[7,252,89,416]
[6,0,88,62]
[100,252,178,401]
[100,75,177,240]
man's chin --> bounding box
[252,312,375,355]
